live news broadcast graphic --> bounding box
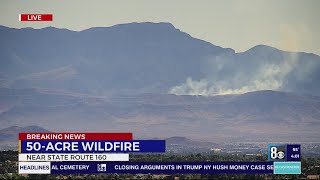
[18,132,301,175]
[267,144,301,174]
[268,144,301,162]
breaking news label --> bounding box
[17,133,301,174]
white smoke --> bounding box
[169,53,300,96]
[169,78,214,96]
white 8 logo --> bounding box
[270,147,278,159]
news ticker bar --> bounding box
[19,140,166,153]
[19,153,129,162]
[18,161,301,174]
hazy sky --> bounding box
[1,0,319,55]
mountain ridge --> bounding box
[0,88,319,142]
[0,22,320,143]
[2,23,319,56]
[1,22,320,96]
[0,125,50,143]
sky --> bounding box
[1,0,320,55]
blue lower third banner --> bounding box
[20,140,165,153]
[19,162,274,174]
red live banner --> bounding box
[19,133,133,140]
[19,14,53,21]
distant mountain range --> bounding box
[163,136,218,147]
[0,88,319,142]
[0,23,320,96]
[0,22,320,143]
[0,125,49,146]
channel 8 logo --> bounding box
[268,144,286,161]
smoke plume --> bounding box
[169,52,303,96]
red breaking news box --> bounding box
[19,133,133,140]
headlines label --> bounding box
[19,162,51,174]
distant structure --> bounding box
[211,148,222,153]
